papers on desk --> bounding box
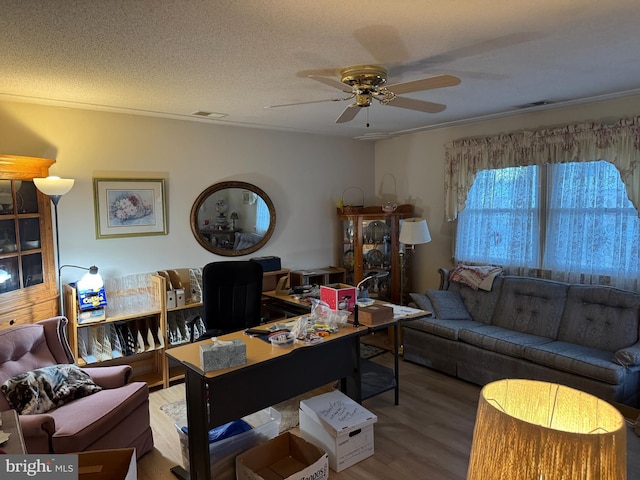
[383,304,425,318]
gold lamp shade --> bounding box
[467,379,626,480]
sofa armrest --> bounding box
[614,343,640,368]
[438,268,452,290]
[19,413,55,453]
[82,365,132,388]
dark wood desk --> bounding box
[1,409,27,454]
[165,319,368,480]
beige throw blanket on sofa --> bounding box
[450,264,503,291]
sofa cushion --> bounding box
[448,277,505,324]
[490,277,569,338]
[409,293,433,312]
[402,317,485,341]
[524,341,627,385]
[1,364,102,415]
[557,285,640,352]
[459,325,554,358]
[422,290,473,320]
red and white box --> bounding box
[320,283,357,312]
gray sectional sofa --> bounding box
[403,268,640,407]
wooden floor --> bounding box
[137,332,640,480]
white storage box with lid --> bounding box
[175,407,281,480]
[299,390,377,472]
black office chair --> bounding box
[188,260,264,341]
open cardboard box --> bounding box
[236,432,329,480]
[78,448,136,480]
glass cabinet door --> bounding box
[0,180,44,293]
[361,219,392,301]
[342,218,355,285]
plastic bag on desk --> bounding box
[309,298,348,329]
[309,298,332,321]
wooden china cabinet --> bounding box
[338,204,413,304]
[0,155,58,329]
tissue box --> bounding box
[200,339,247,372]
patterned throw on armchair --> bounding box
[0,317,153,457]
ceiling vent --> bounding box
[191,111,227,118]
[515,100,556,109]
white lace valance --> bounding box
[444,116,640,221]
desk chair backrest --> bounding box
[201,260,264,337]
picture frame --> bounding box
[93,178,167,239]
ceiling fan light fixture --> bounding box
[340,65,388,91]
[355,93,372,107]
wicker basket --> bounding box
[341,187,364,214]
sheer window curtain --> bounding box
[447,116,640,291]
[543,161,640,290]
[255,197,269,235]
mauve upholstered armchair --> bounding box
[0,317,153,458]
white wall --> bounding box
[375,94,640,294]
[0,101,375,284]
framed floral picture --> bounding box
[93,178,167,239]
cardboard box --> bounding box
[78,448,136,480]
[176,407,281,480]
[236,432,329,480]
[357,304,393,326]
[299,390,377,472]
[200,338,247,372]
[320,283,357,312]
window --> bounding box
[456,161,640,290]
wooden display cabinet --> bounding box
[338,205,413,304]
[0,155,58,330]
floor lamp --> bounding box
[399,218,431,304]
[34,175,75,314]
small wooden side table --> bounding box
[1,409,27,454]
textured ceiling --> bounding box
[2,0,640,139]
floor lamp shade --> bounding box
[33,176,75,202]
[399,218,431,245]
[467,379,626,480]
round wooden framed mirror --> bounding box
[190,181,276,256]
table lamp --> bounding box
[467,378,626,479]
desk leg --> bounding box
[393,323,400,405]
[171,367,210,480]
[340,335,362,403]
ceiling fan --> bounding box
[267,64,461,124]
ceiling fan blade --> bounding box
[386,96,447,113]
[308,75,353,93]
[387,74,461,95]
[265,96,351,109]
[335,105,362,123]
